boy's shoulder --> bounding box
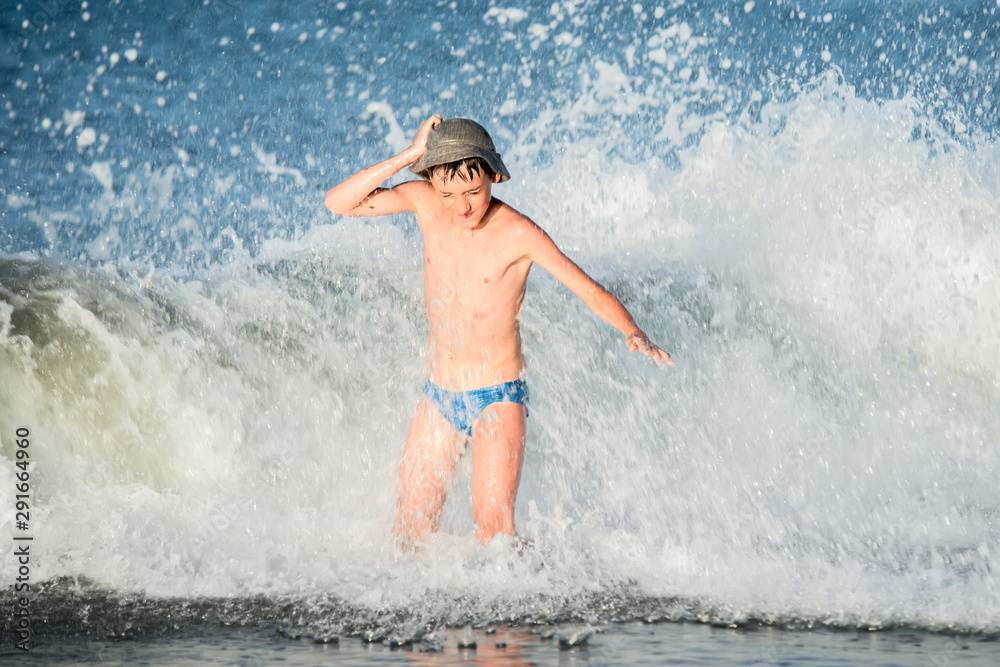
[490,198,542,234]
[395,178,434,197]
[386,178,434,213]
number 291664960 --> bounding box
[15,427,31,530]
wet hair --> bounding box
[426,157,496,183]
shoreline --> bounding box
[4,616,997,666]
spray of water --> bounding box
[1,0,998,639]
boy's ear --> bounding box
[492,172,502,184]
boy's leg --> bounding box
[393,397,467,548]
[470,402,527,544]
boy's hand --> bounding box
[409,114,442,161]
[627,331,676,367]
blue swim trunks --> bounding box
[423,378,529,436]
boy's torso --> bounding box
[413,190,533,391]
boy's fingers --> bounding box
[413,115,443,150]
[626,334,675,367]
[650,346,675,367]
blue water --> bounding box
[2,0,999,658]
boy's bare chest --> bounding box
[421,227,524,302]
[425,235,504,283]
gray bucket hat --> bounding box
[409,118,511,182]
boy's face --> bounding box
[429,168,500,230]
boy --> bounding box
[325,115,673,549]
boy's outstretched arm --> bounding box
[525,224,675,367]
[324,114,441,216]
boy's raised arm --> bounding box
[525,223,675,367]
[324,114,441,216]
